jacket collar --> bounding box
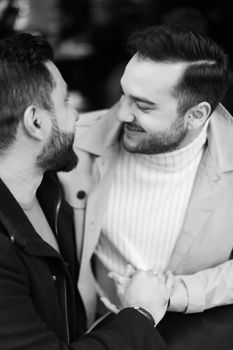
[77,103,123,155]
[0,172,62,259]
[77,103,233,173]
[207,104,233,172]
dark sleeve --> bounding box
[75,308,168,350]
[0,237,167,350]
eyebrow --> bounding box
[131,95,157,106]
[120,86,158,107]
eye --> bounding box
[136,103,151,112]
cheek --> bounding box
[57,108,76,131]
[142,106,177,134]
[139,113,174,134]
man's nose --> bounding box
[117,97,135,123]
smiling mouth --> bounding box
[124,123,145,133]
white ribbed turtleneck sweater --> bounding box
[95,124,208,281]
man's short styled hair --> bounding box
[0,33,54,151]
[127,24,229,116]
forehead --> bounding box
[45,60,67,95]
[121,54,186,98]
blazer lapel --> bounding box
[77,144,120,324]
[74,105,123,265]
[80,143,120,266]
[167,149,227,270]
[168,104,233,270]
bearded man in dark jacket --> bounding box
[0,33,172,350]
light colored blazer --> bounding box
[59,103,233,325]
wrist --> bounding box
[133,306,156,327]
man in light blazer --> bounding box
[60,24,233,325]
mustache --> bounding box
[124,122,145,132]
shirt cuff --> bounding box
[169,278,189,312]
[179,274,206,313]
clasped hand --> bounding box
[101,266,173,325]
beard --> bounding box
[122,114,188,155]
[36,119,78,172]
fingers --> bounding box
[100,296,120,314]
[108,272,130,286]
[155,271,166,284]
[108,268,174,303]
[108,271,130,296]
[125,264,136,277]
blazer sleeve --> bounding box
[0,235,167,350]
[170,259,233,313]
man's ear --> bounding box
[23,105,44,140]
[185,102,211,129]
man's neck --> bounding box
[0,155,43,207]
[177,121,209,150]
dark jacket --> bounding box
[0,172,167,350]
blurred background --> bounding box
[1,0,233,113]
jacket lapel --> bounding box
[73,105,123,264]
[76,102,122,156]
[168,104,233,270]
[81,144,120,263]
[167,149,228,270]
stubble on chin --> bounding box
[36,132,78,173]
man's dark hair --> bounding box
[0,33,54,150]
[127,24,229,116]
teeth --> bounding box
[126,124,141,131]
[128,127,143,132]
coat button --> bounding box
[51,275,57,282]
[10,234,15,243]
[77,190,86,199]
